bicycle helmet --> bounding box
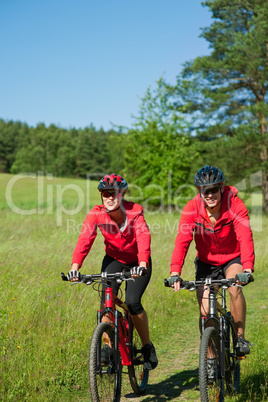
[194,165,225,187]
[98,173,128,192]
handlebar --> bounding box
[61,270,132,285]
[164,277,237,289]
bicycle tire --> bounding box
[88,322,122,402]
[225,314,240,394]
[233,360,240,393]
[128,322,149,395]
[199,327,224,402]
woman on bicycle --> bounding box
[168,165,254,356]
[68,173,158,371]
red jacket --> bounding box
[72,201,151,267]
[170,186,255,274]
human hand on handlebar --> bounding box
[67,264,81,282]
[235,270,254,286]
[130,265,148,278]
[167,273,183,291]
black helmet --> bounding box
[98,173,128,192]
[194,165,225,187]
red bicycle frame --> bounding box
[97,284,132,366]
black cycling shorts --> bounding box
[101,254,152,315]
[195,256,242,281]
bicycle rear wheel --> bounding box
[128,321,149,394]
[89,322,122,402]
[225,314,240,394]
[199,327,224,402]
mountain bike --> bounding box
[165,277,246,402]
[61,270,149,401]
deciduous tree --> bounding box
[124,79,197,206]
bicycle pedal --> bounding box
[237,356,246,360]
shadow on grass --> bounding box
[123,368,199,401]
[123,370,267,401]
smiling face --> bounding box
[101,191,124,212]
[200,184,224,209]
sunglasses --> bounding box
[200,185,221,196]
[101,191,122,199]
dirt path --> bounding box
[121,341,201,401]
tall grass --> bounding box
[0,174,267,401]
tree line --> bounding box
[0,120,125,178]
[1,0,267,210]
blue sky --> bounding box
[0,0,212,131]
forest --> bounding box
[0,120,124,178]
[1,0,267,210]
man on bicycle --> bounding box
[168,165,254,356]
[68,173,158,370]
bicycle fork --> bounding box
[96,287,121,373]
[114,310,120,371]
[209,288,226,380]
[219,317,225,379]
[97,287,131,371]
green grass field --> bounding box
[0,173,267,401]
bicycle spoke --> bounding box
[225,315,241,395]
[128,321,149,394]
[89,322,122,401]
[199,327,223,401]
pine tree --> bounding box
[169,0,268,210]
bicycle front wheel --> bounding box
[89,322,122,402]
[128,321,149,394]
[199,327,224,402]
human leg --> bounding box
[125,260,158,370]
[196,286,220,331]
[195,258,220,331]
[225,262,250,355]
[131,310,150,346]
[195,258,221,363]
[125,261,151,346]
[197,286,210,327]
[225,263,246,338]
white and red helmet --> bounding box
[98,174,128,192]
